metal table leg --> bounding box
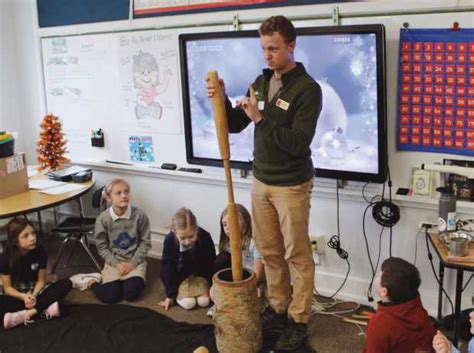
[452,269,463,346]
[37,211,43,235]
[437,262,445,321]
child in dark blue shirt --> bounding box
[159,208,215,311]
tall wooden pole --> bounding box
[208,70,243,282]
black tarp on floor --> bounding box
[0,304,316,353]
[0,304,217,353]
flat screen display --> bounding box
[179,25,387,182]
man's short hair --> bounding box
[258,15,296,44]
[381,257,421,303]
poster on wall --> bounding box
[37,0,130,27]
[396,28,474,157]
[129,135,155,162]
[119,31,181,134]
[134,0,366,17]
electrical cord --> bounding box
[328,182,350,297]
[362,164,400,301]
[413,227,423,266]
[372,166,400,231]
[310,296,363,339]
[311,286,360,318]
[328,235,349,261]
[362,192,376,301]
[388,167,394,257]
[362,181,372,203]
[371,200,400,229]
[367,226,385,301]
[312,263,351,299]
[362,186,388,301]
[424,227,454,315]
[389,231,392,256]
[314,180,351,301]
[312,300,361,316]
[331,313,366,336]
[362,203,375,276]
[311,291,363,338]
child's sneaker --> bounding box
[70,272,101,291]
[43,301,60,320]
[4,310,33,329]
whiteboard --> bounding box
[41,29,182,163]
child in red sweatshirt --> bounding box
[363,257,436,353]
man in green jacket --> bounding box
[207,15,322,351]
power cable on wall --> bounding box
[362,164,400,301]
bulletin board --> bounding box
[41,29,182,163]
[396,28,474,157]
[37,0,130,27]
[133,0,360,18]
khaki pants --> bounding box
[252,177,314,323]
[101,262,147,284]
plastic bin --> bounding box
[0,138,14,158]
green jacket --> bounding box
[225,62,322,186]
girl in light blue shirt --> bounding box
[433,310,473,353]
[215,204,265,284]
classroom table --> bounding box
[0,171,95,234]
[427,230,474,346]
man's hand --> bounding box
[158,297,174,311]
[432,330,451,353]
[236,85,263,124]
[205,76,226,98]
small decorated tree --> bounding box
[36,113,69,170]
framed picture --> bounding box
[411,167,433,196]
[443,158,474,202]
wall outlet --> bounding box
[310,238,317,252]
[418,221,437,230]
[313,253,321,265]
[315,236,326,254]
[310,235,326,255]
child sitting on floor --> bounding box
[215,204,265,284]
[70,178,151,304]
[433,309,473,353]
[363,257,436,353]
[207,204,266,317]
[158,207,215,311]
[0,217,72,329]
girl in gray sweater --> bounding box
[70,179,151,304]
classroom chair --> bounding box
[50,186,104,273]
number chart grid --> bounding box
[397,28,474,156]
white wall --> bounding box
[0,0,23,151]
[5,0,474,315]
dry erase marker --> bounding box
[105,160,133,166]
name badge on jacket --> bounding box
[276,98,290,111]
[258,101,265,110]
